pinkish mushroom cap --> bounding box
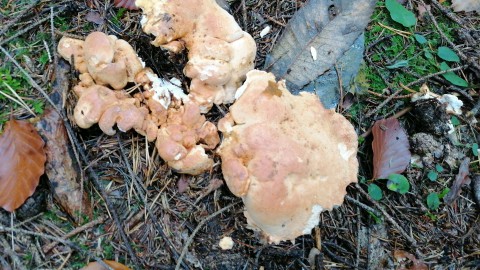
[218,70,358,243]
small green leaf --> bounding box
[414,34,427,44]
[440,62,468,87]
[368,183,383,201]
[427,192,440,210]
[385,0,417,27]
[386,60,409,69]
[386,174,410,194]
[424,50,433,59]
[472,143,479,157]
[435,164,444,173]
[427,170,438,182]
[437,47,460,62]
[451,116,460,126]
[439,188,450,199]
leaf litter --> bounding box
[372,118,411,179]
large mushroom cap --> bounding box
[218,70,358,243]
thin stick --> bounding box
[175,203,238,270]
[42,217,106,253]
[0,17,51,47]
[430,0,465,28]
[406,65,469,87]
[354,184,418,247]
[422,0,480,75]
[345,195,381,217]
[365,88,403,118]
[0,0,40,36]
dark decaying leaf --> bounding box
[264,0,376,93]
[372,118,411,179]
[36,108,92,222]
[0,119,46,212]
[444,158,471,205]
[35,59,92,223]
[393,250,428,270]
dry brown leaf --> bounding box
[394,250,428,270]
[451,0,480,13]
[444,158,471,205]
[372,118,411,179]
[81,260,131,270]
[0,119,46,212]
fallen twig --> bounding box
[42,217,106,254]
[354,184,419,249]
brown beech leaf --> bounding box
[444,158,471,205]
[81,260,131,270]
[372,118,411,179]
[0,119,46,212]
[394,250,428,270]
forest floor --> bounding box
[0,0,479,269]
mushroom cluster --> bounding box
[136,0,257,112]
[58,32,219,175]
[218,71,358,243]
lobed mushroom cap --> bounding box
[155,101,220,175]
[136,0,256,112]
[218,70,358,243]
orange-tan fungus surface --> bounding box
[136,0,256,112]
[58,32,143,90]
[218,70,358,243]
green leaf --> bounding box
[414,34,427,44]
[472,143,479,157]
[386,174,410,194]
[368,183,383,201]
[437,47,460,62]
[424,50,433,59]
[440,62,468,87]
[435,164,444,173]
[451,116,460,126]
[386,60,409,69]
[427,192,440,210]
[427,170,438,182]
[439,188,450,199]
[385,0,417,27]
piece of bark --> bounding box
[35,59,92,223]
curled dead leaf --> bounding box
[81,260,131,270]
[372,118,411,179]
[444,158,471,205]
[0,119,46,212]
